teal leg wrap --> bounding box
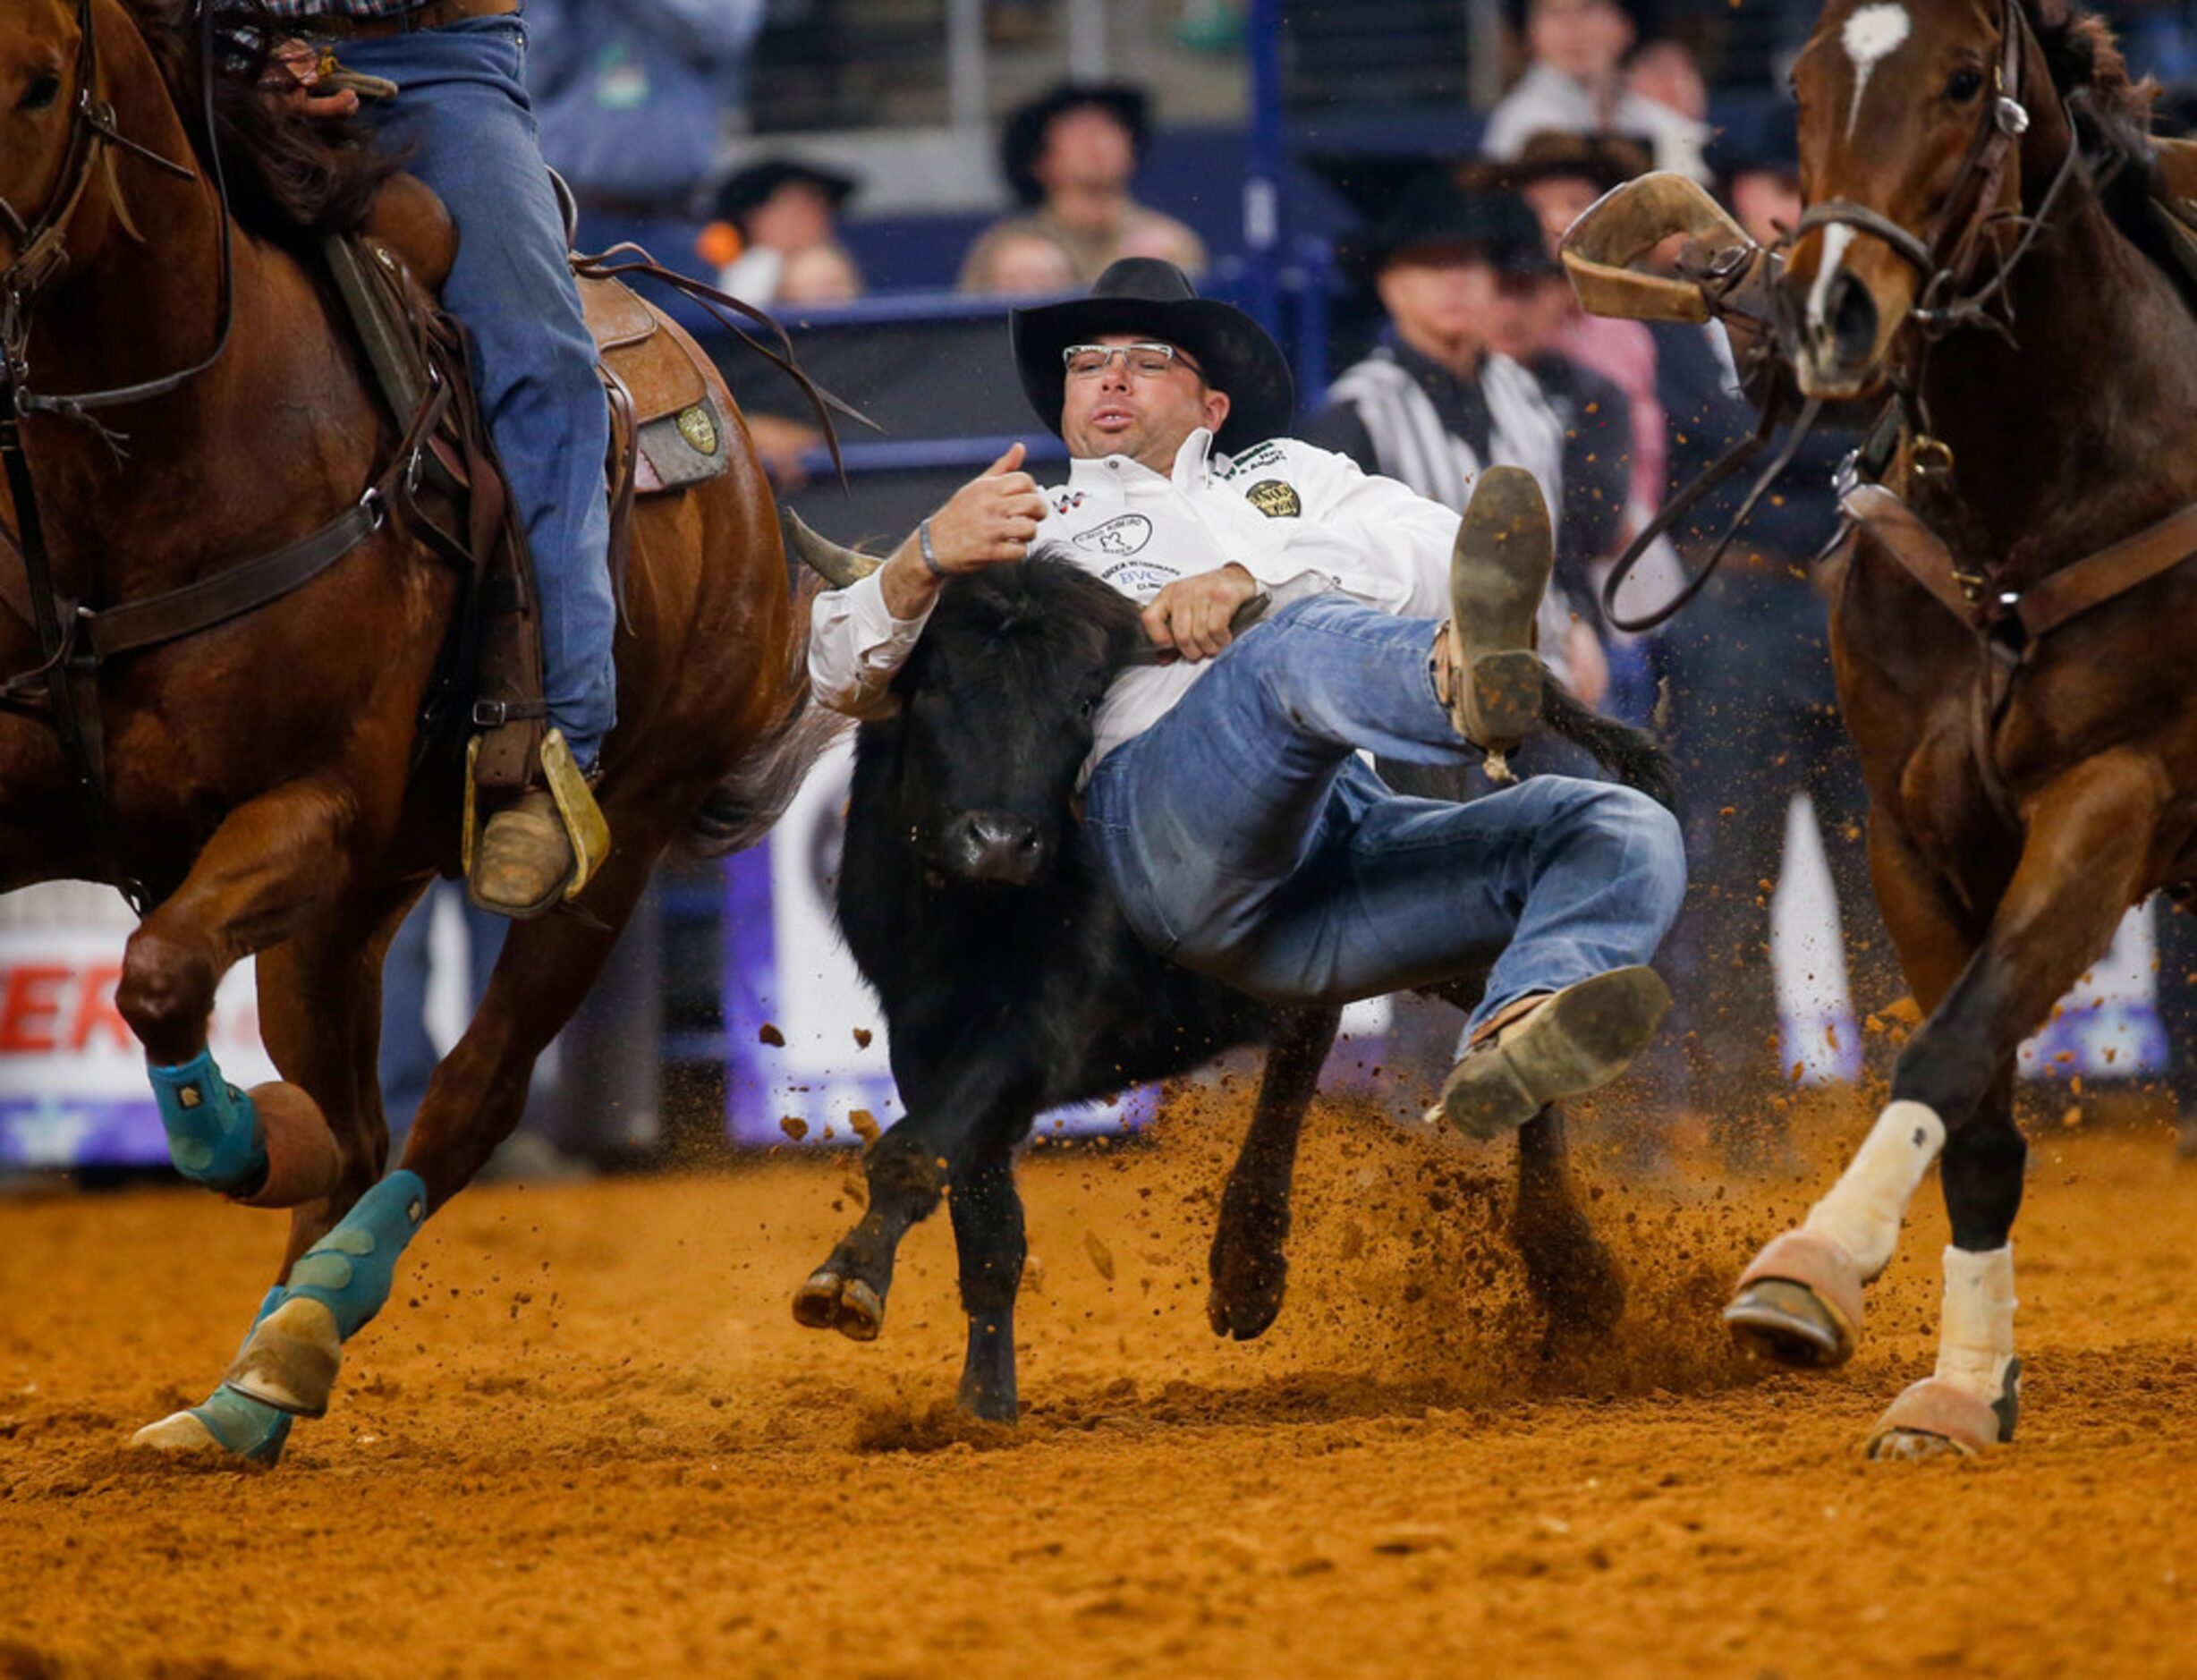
[187,1291,294,1464]
[149,1049,267,1194]
[273,1171,428,1339]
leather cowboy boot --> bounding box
[469,790,580,918]
[1429,966,1673,1140]
[1438,465,1554,751]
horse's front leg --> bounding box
[1732,751,2167,1453]
[116,776,372,1207]
[1208,1005,1339,1340]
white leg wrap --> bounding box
[1801,1099,1947,1278]
[1933,1243,2017,1400]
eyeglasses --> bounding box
[1062,342,1205,380]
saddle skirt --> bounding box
[323,172,739,794]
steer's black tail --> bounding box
[1539,679,1679,812]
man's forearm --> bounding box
[877,529,947,621]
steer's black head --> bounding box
[876,552,1145,890]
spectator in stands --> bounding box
[527,0,765,240]
[699,158,863,307]
[1489,132,1665,533]
[1483,0,1707,178]
[1624,38,1709,125]
[1302,174,1623,735]
[961,226,1081,296]
[961,82,1206,291]
[1652,117,1896,1145]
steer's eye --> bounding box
[18,72,61,113]
[1946,66,1985,103]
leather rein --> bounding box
[1597,0,2135,641]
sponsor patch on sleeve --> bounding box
[1244,479,1302,519]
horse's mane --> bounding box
[2023,0,2156,163]
[121,0,396,240]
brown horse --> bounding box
[1668,0,2197,1456]
[0,0,827,1463]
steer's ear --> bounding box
[784,508,886,588]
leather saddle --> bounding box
[324,172,734,794]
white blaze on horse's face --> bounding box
[1805,222,1858,345]
[1842,3,1913,135]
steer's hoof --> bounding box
[1865,1370,2017,1461]
[792,1268,885,1343]
[230,1082,343,1209]
[222,1296,342,1417]
[1724,1229,1863,1370]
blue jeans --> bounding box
[1082,598,1687,1043]
[342,17,616,764]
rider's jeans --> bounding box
[1082,597,1687,1047]
[342,16,617,766]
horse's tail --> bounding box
[683,575,849,857]
[1540,678,1680,812]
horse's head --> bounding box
[1778,0,2088,398]
[0,0,99,273]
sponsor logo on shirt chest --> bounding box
[1070,513,1154,556]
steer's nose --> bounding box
[945,810,1048,885]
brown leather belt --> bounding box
[313,0,522,38]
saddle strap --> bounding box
[2013,499,2197,639]
[1843,481,2197,639]
[1840,483,1981,625]
[82,381,454,660]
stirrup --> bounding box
[1559,172,1757,324]
[460,727,611,904]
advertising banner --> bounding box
[0,883,273,1168]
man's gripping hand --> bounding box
[879,443,1048,618]
[1142,564,1260,664]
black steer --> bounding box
[788,537,1675,1422]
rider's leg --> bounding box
[343,19,616,911]
[1084,604,1684,1136]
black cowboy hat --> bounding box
[1341,168,1556,281]
[1701,108,1801,188]
[709,158,861,229]
[1000,81,1151,208]
[1011,258,1295,454]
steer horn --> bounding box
[784,508,886,589]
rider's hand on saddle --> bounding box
[268,38,361,121]
[1143,564,1260,664]
[880,443,1048,618]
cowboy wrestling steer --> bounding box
[786,538,1680,1419]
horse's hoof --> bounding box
[230,1082,343,1210]
[792,1268,885,1343]
[1864,1373,2015,1460]
[130,1410,226,1455]
[129,1387,293,1464]
[222,1296,342,1417]
[1724,1229,1862,1370]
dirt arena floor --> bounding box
[4,1087,2196,1678]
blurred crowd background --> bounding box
[13,0,2197,1182]
[323,0,2197,1174]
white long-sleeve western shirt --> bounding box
[807,428,1472,770]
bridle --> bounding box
[1777,0,2073,348]
[1600,0,2086,635]
[0,0,238,909]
